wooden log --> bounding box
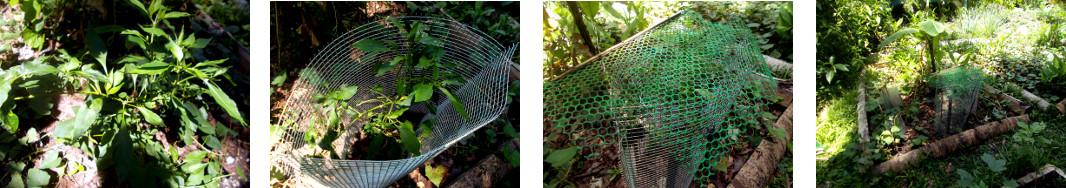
[1057,98,1066,114]
[1003,82,1050,110]
[984,86,1026,113]
[857,74,870,143]
[1014,164,1066,186]
[726,103,793,188]
[873,115,1030,174]
[444,138,519,188]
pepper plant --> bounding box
[299,17,470,160]
[1,0,247,187]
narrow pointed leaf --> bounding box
[202,79,245,125]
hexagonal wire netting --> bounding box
[545,11,776,187]
[270,16,515,187]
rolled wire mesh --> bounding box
[932,66,983,136]
[544,11,776,187]
[270,16,514,187]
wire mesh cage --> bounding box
[931,66,984,136]
[270,16,515,187]
[544,11,776,187]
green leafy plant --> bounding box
[299,17,472,159]
[544,146,579,187]
[0,0,248,186]
[1013,121,1046,144]
[880,19,947,75]
[1040,53,1066,85]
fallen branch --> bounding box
[444,138,519,188]
[873,115,1030,174]
[984,86,1026,113]
[1003,82,1049,110]
[857,75,869,143]
[1014,164,1066,186]
[1056,98,1066,114]
[726,103,793,188]
[764,55,792,77]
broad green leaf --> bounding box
[53,100,101,141]
[5,173,23,188]
[603,3,625,20]
[398,94,413,106]
[398,121,421,155]
[2,109,16,133]
[878,28,919,49]
[113,127,133,179]
[336,84,359,100]
[39,152,61,169]
[385,108,408,119]
[187,173,204,186]
[205,136,222,150]
[138,106,164,126]
[18,62,57,76]
[181,163,207,174]
[185,151,208,163]
[376,56,403,76]
[503,123,518,138]
[425,165,446,186]
[142,27,166,37]
[26,168,49,187]
[21,30,44,49]
[714,156,729,172]
[546,147,578,167]
[203,79,245,125]
[199,124,215,135]
[982,154,1007,172]
[126,0,148,16]
[317,129,338,153]
[412,84,432,102]
[147,0,163,17]
[419,35,443,46]
[162,12,190,20]
[127,61,170,75]
[194,59,226,68]
[351,39,390,53]
[437,86,468,119]
[919,20,944,37]
[770,127,788,140]
[18,127,36,145]
[271,72,287,86]
[168,39,184,61]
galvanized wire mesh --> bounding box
[544,11,776,187]
[931,66,984,136]
[270,16,514,188]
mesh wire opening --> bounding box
[931,65,984,136]
[270,16,514,188]
[544,11,776,187]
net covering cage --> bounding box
[544,11,777,187]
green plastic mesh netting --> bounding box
[930,65,984,136]
[544,11,777,187]
[270,16,514,187]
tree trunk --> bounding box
[565,1,599,56]
[726,104,793,188]
[873,115,1030,174]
